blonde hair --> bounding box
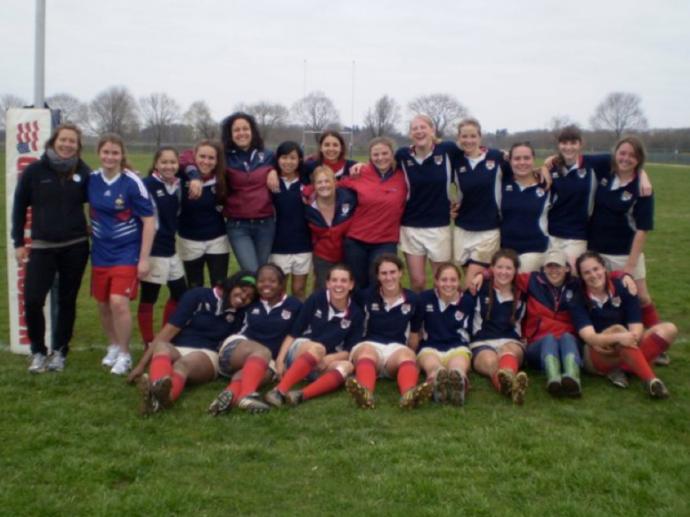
[458,117,482,136]
[409,114,441,143]
[311,165,336,185]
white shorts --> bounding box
[268,252,313,276]
[217,334,277,378]
[469,338,524,353]
[175,346,220,376]
[518,252,546,273]
[417,345,472,365]
[350,341,408,378]
[600,253,646,280]
[548,237,587,267]
[453,227,500,266]
[177,235,230,261]
[140,255,185,284]
[399,226,451,262]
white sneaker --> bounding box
[28,353,47,374]
[101,345,121,367]
[110,353,132,376]
[47,351,66,372]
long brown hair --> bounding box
[195,139,227,203]
[612,136,646,174]
[487,249,521,324]
[97,133,133,171]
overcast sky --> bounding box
[2,0,689,133]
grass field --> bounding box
[1,151,689,516]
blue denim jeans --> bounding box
[525,332,583,370]
[226,217,276,272]
[343,237,398,291]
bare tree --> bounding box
[408,93,468,138]
[235,101,289,141]
[548,114,577,133]
[364,95,401,138]
[88,86,140,137]
[47,93,88,126]
[291,91,340,131]
[590,92,648,139]
[1,94,28,130]
[184,100,218,140]
[140,92,181,147]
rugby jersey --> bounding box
[453,147,504,231]
[177,170,226,242]
[568,277,641,332]
[499,178,550,254]
[271,177,312,254]
[143,173,180,257]
[356,287,421,345]
[470,282,526,341]
[417,289,474,351]
[240,295,303,356]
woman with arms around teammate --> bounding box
[264,264,364,408]
[268,142,312,299]
[12,123,91,373]
[90,134,155,376]
[569,252,676,398]
[137,147,188,348]
[208,264,302,414]
[177,140,229,288]
[129,271,257,414]
[346,254,432,409]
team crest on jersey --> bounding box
[225,313,235,322]
[156,189,165,197]
[611,296,621,308]
[341,204,351,215]
[426,304,434,312]
[601,178,609,187]
[621,191,633,202]
[315,309,323,319]
[454,310,464,321]
[115,195,125,209]
[73,175,81,183]
[258,152,265,162]
[505,185,513,192]
[565,289,573,301]
[486,160,495,171]
[552,172,560,179]
[251,307,261,315]
[578,168,587,178]
[104,190,111,197]
[281,309,292,320]
[407,160,414,167]
[459,166,467,174]
[536,188,545,197]
[434,155,443,165]
[340,319,351,329]
[370,303,380,311]
[211,186,216,194]
[401,303,411,315]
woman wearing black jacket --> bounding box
[12,123,91,373]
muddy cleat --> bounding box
[511,371,529,405]
[653,352,670,367]
[28,353,48,374]
[607,369,629,389]
[208,390,233,416]
[264,388,286,408]
[448,369,466,407]
[346,377,375,409]
[399,381,433,409]
[238,393,271,413]
[433,368,450,403]
[137,374,160,416]
[285,390,304,406]
[497,369,514,397]
[646,378,669,399]
[150,376,173,410]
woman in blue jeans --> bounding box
[220,112,275,272]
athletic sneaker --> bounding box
[433,368,450,403]
[101,345,121,368]
[46,352,66,372]
[497,369,515,397]
[346,377,375,409]
[237,393,271,413]
[511,371,529,405]
[28,353,47,374]
[285,390,304,406]
[646,378,669,399]
[264,388,286,407]
[447,369,466,407]
[208,391,234,416]
[110,353,132,376]
[654,352,671,367]
[607,369,629,389]
[151,376,173,409]
[399,381,433,409]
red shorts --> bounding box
[91,265,139,302]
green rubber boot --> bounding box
[543,354,562,396]
[561,353,582,397]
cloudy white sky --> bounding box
[2,0,689,133]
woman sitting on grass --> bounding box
[127,271,257,415]
[569,251,676,398]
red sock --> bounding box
[641,303,660,328]
[355,358,378,392]
[397,360,420,394]
[619,347,655,382]
[137,303,154,345]
[237,356,269,399]
[225,378,242,398]
[302,370,345,400]
[170,371,186,401]
[163,298,177,326]
[150,354,173,382]
[491,354,519,392]
[639,333,670,363]
[589,349,616,374]
[277,353,319,393]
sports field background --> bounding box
[0,151,688,516]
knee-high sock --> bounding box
[639,333,670,363]
[162,298,177,326]
[171,371,186,401]
[355,358,378,392]
[237,357,269,399]
[397,360,420,394]
[150,353,173,382]
[491,354,519,392]
[619,347,655,382]
[641,303,660,328]
[302,370,345,400]
[137,303,154,345]
[277,353,319,393]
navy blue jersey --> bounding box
[588,172,653,255]
[568,277,641,333]
[271,177,312,254]
[396,141,461,228]
[302,158,356,184]
[355,287,422,345]
[177,171,226,242]
[453,148,504,231]
[143,173,180,257]
[499,178,550,254]
[88,169,155,267]
[417,289,474,352]
[470,282,526,341]
[169,287,244,350]
[240,295,302,357]
[289,289,364,353]
[548,154,610,240]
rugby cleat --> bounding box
[447,369,466,407]
[137,374,160,416]
[433,368,450,403]
[646,378,669,399]
[346,377,375,409]
[399,381,433,409]
[208,390,234,416]
[237,393,271,413]
[607,369,629,389]
[264,388,286,408]
[511,371,529,405]
[285,390,304,406]
[150,376,173,410]
[497,369,515,397]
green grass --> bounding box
[1,153,689,516]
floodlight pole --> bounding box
[34,0,46,108]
